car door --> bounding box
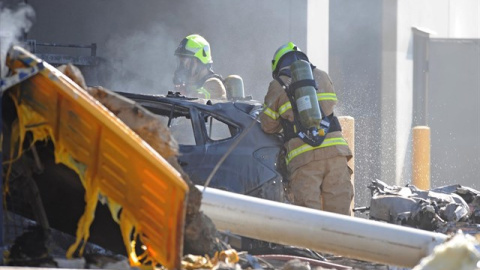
[195,110,245,193]
[131,98,209,181]
[166,106,209,182]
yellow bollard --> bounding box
[412,126,431,190]
[338,116,355,215]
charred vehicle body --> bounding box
[118,91,286,202]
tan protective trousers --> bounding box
[288,156,354,215]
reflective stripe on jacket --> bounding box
[196,87,211,99]
[285,137,348,165]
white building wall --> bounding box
[395,0,480,185]
[448,0,480,38]
[307,0,329,72]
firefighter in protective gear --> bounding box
[260,42,354,215]
[173,34,227,100]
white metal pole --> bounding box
[198,186,446,268]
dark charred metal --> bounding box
[25,40,98,66]
[358,179,480,233]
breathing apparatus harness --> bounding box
[275,61,341,147]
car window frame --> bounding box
[197,109,241,144]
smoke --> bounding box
[96,24,176,95]
[0,3,35,77]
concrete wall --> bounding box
[396,0,480,186]
[307,0,329,72]
[329,0,479,209]
[14,0,310,101]
[380,0,398,186]
[427,39,480,189]
[329,0,383,208]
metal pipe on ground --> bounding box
[198,185,447,268]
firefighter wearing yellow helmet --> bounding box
[173,34,226,100]
[260,42,354,215]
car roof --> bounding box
[117,91,263,120]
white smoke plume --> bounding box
[97,24,177,95]
[0,3,35,77]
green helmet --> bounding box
[272,42,309,76]
[175,34,213,64]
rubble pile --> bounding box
[361,179,480,233]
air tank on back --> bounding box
[290,60,322,130]
[224,75,245,101]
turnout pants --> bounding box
[288,156,354,215]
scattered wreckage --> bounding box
[356,179,480,234]
[2,45,480,270]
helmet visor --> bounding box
[173,57,193,87]
[176,56,192,70]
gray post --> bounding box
[412,27,432,126]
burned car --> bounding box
[118,91,287,202]
[117,91,311,255]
